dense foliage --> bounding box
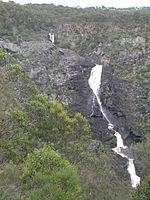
[0,49,86,199]
[22,145,81,200]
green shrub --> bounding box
[22,145,82,200]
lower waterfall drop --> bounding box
[88,64,140,188]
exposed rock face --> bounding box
[0,40,20,53]
[1,38,145,144]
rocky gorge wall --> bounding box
[51,22,149,147]
[1,31,148,146]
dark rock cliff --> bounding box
[0,36,145,145]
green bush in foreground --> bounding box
[22,145,82,200]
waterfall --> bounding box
[88,64,140,188]
[88,65,112,124]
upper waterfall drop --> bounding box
[88,64,113,125]
[88,64,140,188]
[88,64,103,97]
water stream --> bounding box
[88,64,140,188]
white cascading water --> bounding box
[88,64,140,188]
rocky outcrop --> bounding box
[0,40,20,53]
